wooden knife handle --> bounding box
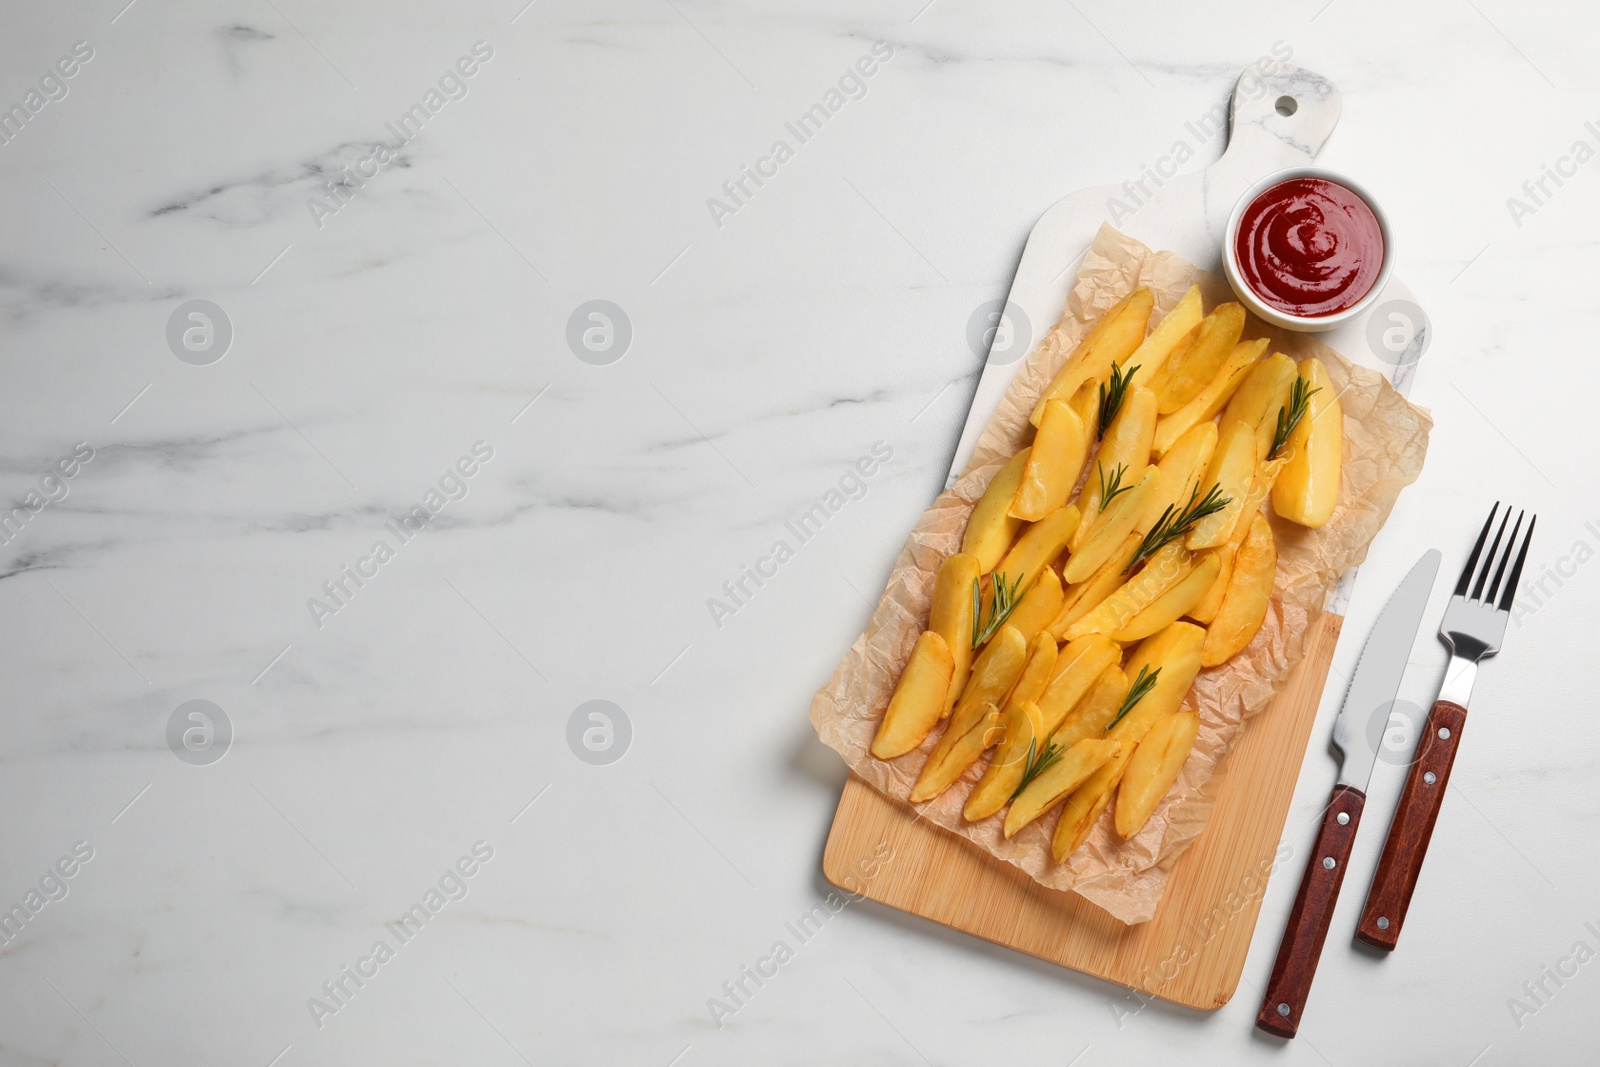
[1355,699,1467,951]
[1256,784,1365,1038]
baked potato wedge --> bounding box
[1148,302,1246,414]
[1151,338,1267,457]
[909,702,1004,803]
[964,698,1047,821]
[1011,400,1092,521]
[1063,543,1192,640]
[928,552,981,714]
[871,631,954,759]
[1111,551,1220,642]
[1003,737,1123,838]
[1035,634,1121,733]
[1126,284,1204,390]
[962,449,1030,572]
[1219,351,1297,462]
[1031,289,1153,426]
[1114,710,1200,838]
[1002,565,1063,644]
[1046,533,1141,639]
[1071,386,1157,549]
[1186,420,1256,550]
[983,505,1080,622]
[1271,357,1342,528]
[1061,468,1156,584]
[1200,512,1276,666]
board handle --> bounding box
[1256,784,1365,1038]
[1355,700,1467,951]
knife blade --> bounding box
[1330,549,1442,792]
[1255,548,1440,1039]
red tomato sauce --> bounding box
[1234,177,1384,317]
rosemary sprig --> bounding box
[970,572,1023,649]
[1096,461,1133,510]
[1268,376,1322,460]
[1010,737,1067,800]
[1125,482,1231,572]
[1096,361,1141,439]
[1105,664,1161,732]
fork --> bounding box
[1355,503,1535,950]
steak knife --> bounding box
[1255,548,1440,1038]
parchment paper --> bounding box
[809,224,1432,925]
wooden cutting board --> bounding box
[824,614,1339,1010]
[823,63,1426,1010]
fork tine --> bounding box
[1455,503,1498,597]
[1498,514,1537,612]
[1465,508,1504,601]
[1485,511,1524,603]
[1471,508,1511,601]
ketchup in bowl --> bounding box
[1233,177,1385,318]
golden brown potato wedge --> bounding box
[1186,541,1239,625]
[1219,352,1298,462]
[1003,565,1063,644]
[1046,533,1141,639]
[1271,357,1342,528]
[1035,633,1121,733]
[950,625,1028,721]
[1030,289,1153,426]
[1061,468,1156,584]
[1011,401,1091,521]
[1112,551,1220,642]
[1201,512,1276,666]
[928,552,981,715]
[1045,664,1129,754]
[1151,338,1267,458]
[1126,285,1204,390]
[1064,543,1192,640]
[1148,303,1246,414]
[1071,386,1157,549]
[1007,631,1059,707]
[910,701,1004,802]
[934,630,1049,806]
[1114,711,1200,838]
[983,506,1080,622]
[1003,737,1124,838]
[871,631,955,759]
[1186,420,1256,550]
[962,449,1029,573]
[1051,746,1131,860]
[1107,621,1206,742]
[1042,291,1135,397]
[964,698,1047,821]
[1068,379,1101,436]
[1136,421,1216,536]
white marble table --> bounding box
[2,2,1596,1064]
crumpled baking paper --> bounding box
[809,224,1432,924]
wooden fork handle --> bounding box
[1256,784,1365,1038]
[1356,699,1468,951]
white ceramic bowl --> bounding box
[1222,166,1393,333]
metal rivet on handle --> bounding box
[1277,1002,1291,1017]
[1336,812,1349,825]
[1323,856,1337,869]
[1424,772,1437,784]
[1377,916,1390,930]
[1439,727,1451,739]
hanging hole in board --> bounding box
[1275,95,1298,117]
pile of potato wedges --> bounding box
[871,286,1342,863]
